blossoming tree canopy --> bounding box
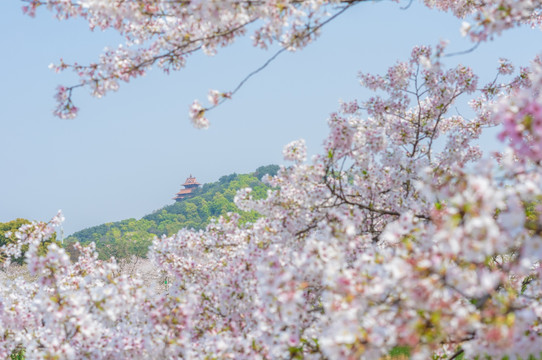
[3,0,542,359]
[22,0,542,122]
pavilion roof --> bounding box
[183,175,201,186]
[176,188,194,195]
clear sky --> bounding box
[1,1,540,236]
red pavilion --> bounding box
[173,175,201,201]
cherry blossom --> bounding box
[6,0,542,359]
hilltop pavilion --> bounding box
[173,175,201,201]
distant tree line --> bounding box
[64,165,279,260]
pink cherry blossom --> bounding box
[8,1,542,359]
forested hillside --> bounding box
[65,165,278,259]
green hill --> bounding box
[65,165,279,260]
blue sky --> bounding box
[1,1,541,235]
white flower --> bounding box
[282,139,306,163]
[460,21,471,37]
[188,100,210,129]
[207,89,221,106]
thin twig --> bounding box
[210,1,361,109]
[444,42,480,58]
[449,349,464,360]
[400,0,414,10]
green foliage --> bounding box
[253,164,279,180]
[389,346,410,357]
[10,348,25,360]
[0,218,58,264]
[524,197,542,232]
[65,166,277,259]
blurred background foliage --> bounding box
[63,165,279,260]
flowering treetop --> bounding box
[2,0,542,359]
[22,0,542,124]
